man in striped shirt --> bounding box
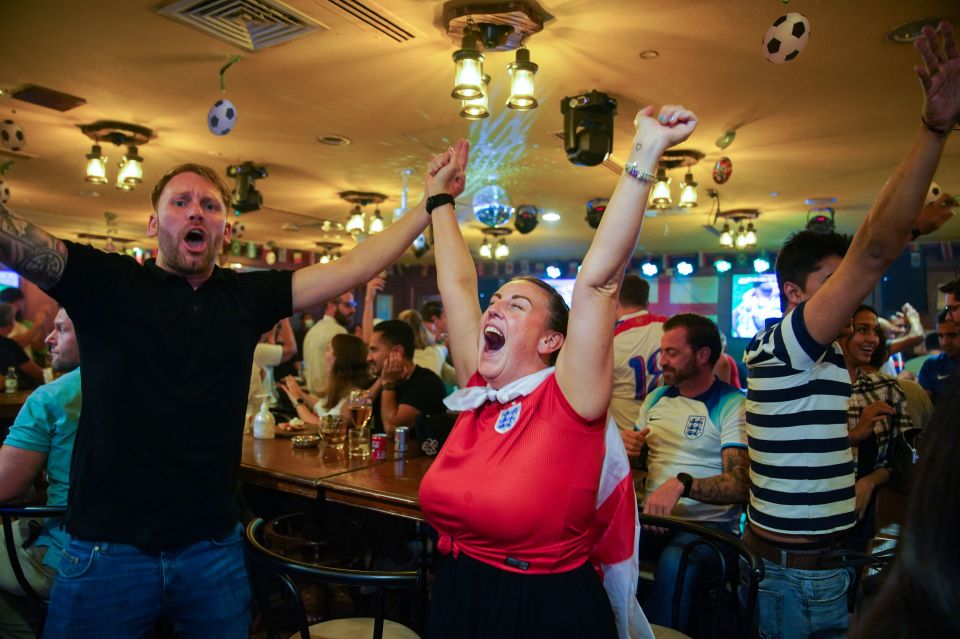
[742,21,960,639]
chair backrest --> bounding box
[638,514,764,639]
[245,517,419,639]
[0,503,68,631]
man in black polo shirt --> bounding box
[366,319,447,435]
[0,140,469,636]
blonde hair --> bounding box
[397,309,432,350]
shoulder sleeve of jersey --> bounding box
[716,386,747,448]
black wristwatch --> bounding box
[295,398,305,406]
[426,193,455,215]
[676,472,693,498]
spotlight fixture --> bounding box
[78,120,155,191]
[451,29,485,100]
[806,208,836,234]
[506,46,538,110]
[545,265,561,279]
[478,227,511,260]
[226,161,268,214]
[84,144,107,184]
[461,74,491,120]
[753,257,771,273]
[675,260,694,276]
[541,211,561,222]
[640,261,659,277]
[714,258,732,273]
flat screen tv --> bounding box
[731,273,781,339]
[544,278,576,308]
[0,271,20,291]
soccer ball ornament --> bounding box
[207,99,237,136]
[762,13,810,64]
[0,120,25,151]
[0,179,9,204]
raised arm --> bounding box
[803,21,959,345]
[0,203,67,290]
[556,106,697,419]
[361,275,385,345]
[426,141,478,387]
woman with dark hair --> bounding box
[850,370,960,638]
[281,333,372,422]
[419,105,697,638]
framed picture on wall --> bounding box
[375,294,393,321]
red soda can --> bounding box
[371,434,388,460]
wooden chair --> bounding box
[639,514,764,639]
[245,517,420,639]
[0,504,68,636]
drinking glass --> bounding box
[346,390,372,459]
[318,415,346,450]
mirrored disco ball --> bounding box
[472,184,513,228]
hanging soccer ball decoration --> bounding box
[207,99,237,136]
[0,120,25,152]
[0,179,9,204]
[473,184,513,228]
[514,205,539,234]
[762,13,810,64]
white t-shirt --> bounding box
[610,310,666,431]
[637,379,747,527]
[302,316,347,394]
[313,396,346,418]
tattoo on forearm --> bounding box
[690,449,751,505]
[0,203,67,289]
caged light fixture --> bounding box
[78,121,154,191]
[444,2,546,120]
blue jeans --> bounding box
[642,524,732,632]
[43,523,250,638]
[741,559,851,639]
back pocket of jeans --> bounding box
[57,543,97,580]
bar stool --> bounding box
[246,517,420,639]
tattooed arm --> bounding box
[643,446,750,517]
[0,202,67,290]
[689,447,750,505]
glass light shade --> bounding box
[744,223,757,246]
[651,169,672,208]
[452,34,484,100]
[678,172,698,208]
[368,210,385,234]
[117,147,143,185]
[494,239,509,259]
[345,206,365,234]
[735,231,749,250]
[479,239,492,259]
[460,74,490,120]
[319,253,331,264]
[115,160,135,191]
[506,48,538,110]
[718,224,734,247]
[85,145,108,184]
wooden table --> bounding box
[318,456,433,522]
[0,390,32,420]
[239,434,426,504]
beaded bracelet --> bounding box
[624,161,656,183]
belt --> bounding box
[742,527,839,571]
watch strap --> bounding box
[426,193,456,215]
[677,472,693,498]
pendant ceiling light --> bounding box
[461,74,491,120]
[345,205,365,234]
[506,47,538,110]
[452,29,484,100]
[494,238,510,259]
[678,170,698,208]
[478,238,492,259]
[718,223,734,247]
[368,208,385,234]
[84,144,108,184]
[651,168,672,209]
[78,120,154,192]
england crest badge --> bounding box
[683,415,706,439]
[494,403,522,434]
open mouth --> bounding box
[184,228,206,251]
[483,326,505,352]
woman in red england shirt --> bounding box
[420,104,698,638]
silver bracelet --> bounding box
[624,161,656,183]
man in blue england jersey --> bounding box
[741,22,959,639]
[622,313,748,633]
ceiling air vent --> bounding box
[158,0,325,51]
[323,0,415,44]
